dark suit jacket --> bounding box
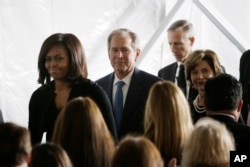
[96,68,162,140]
[158,62,226,81]
[158,62,198,103]
[208,114,250,151]
[29,79,117,145]
[158,62,177,82]
[239,50,250,123]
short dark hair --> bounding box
[30,143,73,167]
[205,73,242,111]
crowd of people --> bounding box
[1,19,250,167]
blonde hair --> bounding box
[144,81,193,165]
[52,97,115,167]
[181,117,235,167]
[112,135,164,167]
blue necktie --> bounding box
[113,81,125,131]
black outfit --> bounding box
[96,68,162,140]
[158,62,228,104]
[158,62,178,82]
[209,114,250,151]
[158,62,198,104]
[239,49,250,123]
[29,79,117,145]
[189,102,206,123]
[158,62,248,125]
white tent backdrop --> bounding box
[0,0,250,127]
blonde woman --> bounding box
[52,97,115,167]
[144,81,193,166]
[181,117,235,167]
[184,49,223,123]
[29,33,117,146]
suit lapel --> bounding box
[119,68,143,130]
[105,74,115,104]
[171,62,178,82]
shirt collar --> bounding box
[177,61,182,66]
[113,70,134,86]
[208,113,236,120]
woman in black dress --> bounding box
[28,33,117,145]
[184,49,223,123]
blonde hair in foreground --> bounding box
[144,81,193,165]
[52,97,115,167]
[112,135,164,167]
[181,117,235,167]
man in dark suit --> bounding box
[239,49,250,123]
[158,20,197,103]
[205,73,250,151]
[96,28,162,140]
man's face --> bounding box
[108,34,140,79]
[168,29,194,63]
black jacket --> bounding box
[209,114,250,151]
[29,79,117,145]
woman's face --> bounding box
[45,45,70,81]
[191,60,215,93]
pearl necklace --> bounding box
[193,95,206,113]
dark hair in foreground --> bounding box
[29,142,73,167]
[0,122,31,166]
[205,73,242,111]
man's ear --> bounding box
[26,152,32,164]
[237,99,243,113]
[168,158,177,167]
[135,49,141,61]
[189,37,195,46]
